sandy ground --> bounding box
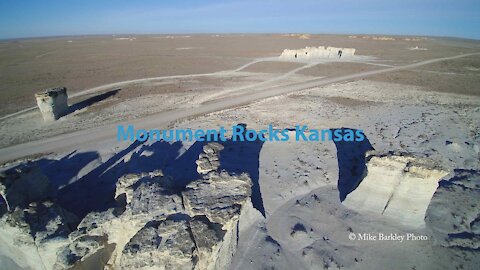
[1,34,480,270]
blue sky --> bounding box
[1,0,479,39]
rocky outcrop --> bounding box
[35,87,69,121]
[343,152,448,228]
[425,169,480,249]
[0,165,77,269]
[55,234,115,270]
[120,214,227,270]
[50,142,253,269]
[183,171,252,225]
[195,143,224,174]
[0,200,78,270]
[0,142,254,269]
[279,46,356,60]
[121,217,196,269]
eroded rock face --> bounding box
[0,200,78,270]
[0,166,77,269]
[35,87,69,121]
[196,143,224,174]
[121,218,196,269]
[0,142,254,269]
[51,142,253,270]
[279,46,356,60]
[425,169,480,249]
[9,201,78,243]
[343,152,448,228]
[55,235,115,270]
[115,170,165,204]
[127,175,183,217]
[120,215,226,270]
[54,171,186,269]
[183,171,252,225]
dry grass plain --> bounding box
[1,34,479,116]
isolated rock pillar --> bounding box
[35,87,68,121]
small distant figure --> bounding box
[295,53,297,59]
[338,50,343,58]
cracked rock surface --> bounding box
[196,143,224,174]
[425,169,480,249]
[0,142,254,270]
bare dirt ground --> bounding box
[1,34,479,116]
[297,62,382,77]
[0,43,479,152]
[368,54,480,95]
[241,61,305,73]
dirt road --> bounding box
[0,53,478,163]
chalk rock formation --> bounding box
[425,169,480,249]
[0,165,79,269]
[55,171,185,269]
[55,234,114,270]
[196,142,224,174]
[120,215,227,270]
[281,33,311,39]
[279,46,356,60]
[54,209,122,269]
[35,87,68,121]
[54,142,253,269]
[183,171,252,225]
[343,152,448,228]
[121,217,197,269]
[0,142,254,269]
[0,200,78,270]
[115,170,167,204]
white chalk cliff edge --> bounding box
[0,142,255,270]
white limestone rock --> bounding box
[54,234,115,270]
[55,172,184,269]
[182,171,252,225]
[35,87,69,121]
[343,152,448,228]
[3,141,254,270]
[0,201,78,270]
[196,143,224,174]
[119,214,232,270]
[279,46,356,60]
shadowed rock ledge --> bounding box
[0,142,254,270]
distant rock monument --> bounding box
[279,46,356,60]
[35,87,68,121]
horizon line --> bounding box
[1,32,479,42]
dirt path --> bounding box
[0,56,338,121]
[0,57,278,122]
[0,53,478,163]
[199,61,321,102]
